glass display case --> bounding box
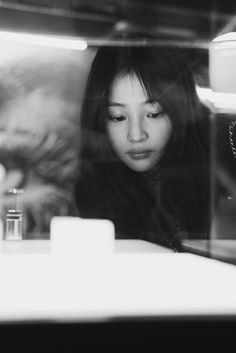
[0,1,234,260]
[183,32,236,265]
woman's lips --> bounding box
[127,150,152,160]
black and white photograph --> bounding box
[0,0,236,350]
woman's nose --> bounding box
[127,118,148,143]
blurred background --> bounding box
[0,0,236,238]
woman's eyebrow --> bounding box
[108,102,125,107]
[144,99,159,105]
[108,100,161,107]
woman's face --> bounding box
[107,74,172,172]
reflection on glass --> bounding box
[0,37,93,238]
[183,32,236,264]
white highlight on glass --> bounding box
[0,30,87,51]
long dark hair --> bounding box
[75,36,210,249]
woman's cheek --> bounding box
[108,125,125,150]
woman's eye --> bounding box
[147,111,165,119]
[108,115,126,122]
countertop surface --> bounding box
[0,238,236,322]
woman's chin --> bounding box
[124,161,153,173]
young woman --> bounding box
[74,36,210,251]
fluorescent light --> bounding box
[210,32,236,95]
[196,87,213,102]
[212,32,236,44]
[0,30,87,51]
[197,86,236,112]
[212,92,236,111]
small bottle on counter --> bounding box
[5,188,24,241]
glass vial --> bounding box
[5,188,24,241]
